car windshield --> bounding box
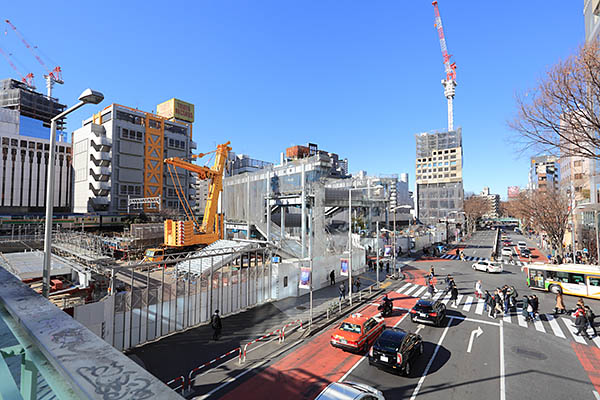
[339,322,361,334]
[375,338,400,353]
[415,303,432,311]
[145,250,155,256]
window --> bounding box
[450,161,457,165]
[569,273,585,285]
[120,185,127,195]
[169,138,174,147]
[37,143,42,150]
[28,141,35,149]
[1,137,8,145]
[451,166,457,171]
[102,111,112,122]
[136,131,142,141]
[589,277,600,287]
[149,119,161,129]
[44,144,49,151]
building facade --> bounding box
[415,128,464,225]
[0,81,72,215]
[528,155,559,192]
[480,187,500,219]
[72,102,196,214]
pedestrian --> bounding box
[531,294,539,318]
[521,295,531,321]
[484,290,491,313]
[475,280,483,299]
[585,305,598,337]
[386,262,390,274]
[450,285,459,307]
[574,305,592,339]
[330,270,335,286]
[430,266,435,277]
[456,248,460,257]
[503,289,510,316]
[554,291,566,316]
[494,290,503,317]
[339,282,346,301]
[487,291,496,318]
[509,285,519,310]
[354,277,361,292]
[211,309,222,340]
[427,280,435,298]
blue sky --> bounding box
[0,1,584,199]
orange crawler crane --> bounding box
[163,141,231,248]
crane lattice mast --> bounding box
[432,1,457,132]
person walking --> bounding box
[339,282,346,301]
[522,296,531,322]
[354,277,361,293]
[503,289,510,316]
[509,285,519,310]
[487,291,496,318]
[211,309,222,341]
[330,270,335,286]
[427,280,435,298]
[574,305,591,339]
[584,305,598,337]
[429,266,435,277]
[554,292,566,316]
[475,280,483,299]
[494,290,503,317]
[450,284,459,307]
[483,290,491,313]
[531,294,539,319]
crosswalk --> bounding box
[394,282,599,347]
[439,253,526,267]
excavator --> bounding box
[143,141,231,263]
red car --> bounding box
[330,313,385,353]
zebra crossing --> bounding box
[395,282,599,347]
[439,253,526,267]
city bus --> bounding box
[524,263,600,300]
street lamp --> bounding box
[348,184,382,305]
[43,89,104,297]
[390,205,411,275]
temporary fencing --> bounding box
[166,375,185,393]
[238,328,282,364]
[187,347,241,389]
[279,319,303,343]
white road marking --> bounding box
[451,294,463,308]
[462,296,474,312]
[561,317,587,344]
[502,312,511,324]
[516,307,528,327]
[467,326,483,353]
[440,292,451,305]
[415,324,425,335]
[591,335,600,349]
[474,299,485,315]
[533,316,546,333]
[403,284,419,296]
[544,314,566,339]
[413,286,428,298]
[500,320,506,400]
[338,311,410,383]
[409,319,452,400]
[397,282,412,293]
[593,390,600,400]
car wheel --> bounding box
[486,268,489,273]
[472,265,476,270]
[404,360,411,377]
[549,285,562,294]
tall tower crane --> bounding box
[5,20,63,98]
[0,46,35,89]
[432,1,457,132]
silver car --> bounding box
[315,381,386,400]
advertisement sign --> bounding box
[384,245,392,258]
[156,98,195,123]
[507,186,520,200]
[340,258,349,276]
[299,267,311,289]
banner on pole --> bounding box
[384,245,392,258]
[299,267,311,289]
[340,258,349,276]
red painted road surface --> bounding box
[572,342,600,394]
[219,267,427,400]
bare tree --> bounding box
[509,40,600,159]
[509,190,570,256]
[464,195,488,233]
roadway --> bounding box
[189,228,600,399]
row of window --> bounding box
[417,172,458,180]
[1,137,70,153]
[168,138,186,150]
[119,184,142,196]
[120,128,143,141]
[417,149,457,163]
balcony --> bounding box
[0,265,182,399]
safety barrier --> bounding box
[186,347,240,390]
[279,319,303,343]
[166,375,185,393]
[238,328,282,364]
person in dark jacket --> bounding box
[584,305,598,337]
[522,296,531,322]
[330,270,335,286]
[574,305,591,339]
[530,295,539,318]
[487,291,496,318]
[211,310,222,340]
[450,285,459,308]
[339,282,346,301]
[483,290,491,313]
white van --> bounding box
[517,241,528,250]
[501,247,514,257]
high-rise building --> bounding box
[415,128,464,225]
[480,187,500,219]
[72,100,196,214]
[528,155,559,192]
[0,79,72,215]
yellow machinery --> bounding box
[163,141,231,248]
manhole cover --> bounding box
[512,346,547,361]
[296,306,307,310]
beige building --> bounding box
[480,187,500,219]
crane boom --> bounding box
[432,1,457,132]
[163,141,232,247]
[0,46,35,89]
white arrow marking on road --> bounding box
[467,326,483,353]
[414,324,425,335]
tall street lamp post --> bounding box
[43,89,104,298]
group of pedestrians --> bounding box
[573,297,597,338]
[337,277,362,301]
[482,285,520,319]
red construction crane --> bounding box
[0,46,35,89]
[5,19,63,97]
[432,0,457,131]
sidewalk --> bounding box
[125,263,409,388]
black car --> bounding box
[409,299,446,326]
[521,248,531,257]
[368,327,423,376]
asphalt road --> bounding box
[192,229,600,400]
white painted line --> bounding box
[593,390,600,400]
[462,296,473,312]
[591,335,600,349]
[413,286,428,298]
[339,312,410,383]
[432,290,444,301]
[516,307,528,328]
[450,294,463,308]
[561,317,587,344]
[533,316,545,333]
[409,319,452,400]
[474,299,485,315]
[403,284,419,296]
[397,282,412,293]
[440,292,451,305]
[500,320,506,400]
[544,314,566,339]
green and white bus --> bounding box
[524,263,600,300]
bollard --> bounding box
[327,308,330,320]
[369,285,372,294]
[359,290,362,302]
[339,301,342,313]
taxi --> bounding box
[330,313,385,353]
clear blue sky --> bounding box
[1,1,584,199]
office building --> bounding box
[72,99,196,214]
[0,79,72,215]
[415,128,464,225]
[480,187,500,219]
[528,155,559,192]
